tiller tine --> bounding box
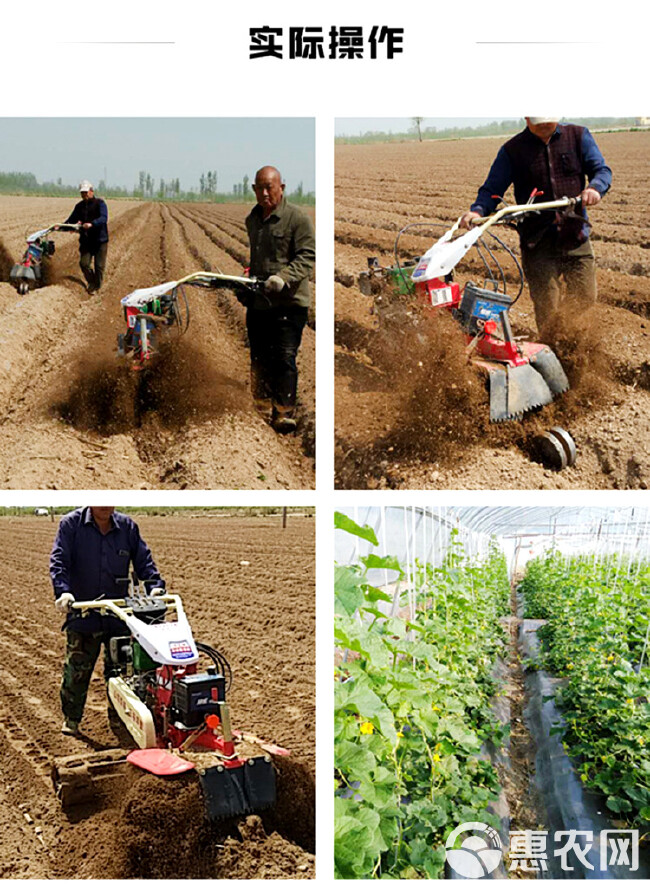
[488,363,554,422]
[198,756,276,821]
[528,346,570,396]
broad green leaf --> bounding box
[335,676,397,745]
[607,796,633,814]
[335,565,366,616]
[361,553,404,575]
[334,512,378,546]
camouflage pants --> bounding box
[60,629,117,726]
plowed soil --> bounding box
[0,198,315,489]
[0,514,315,879]
[335,131,650,489]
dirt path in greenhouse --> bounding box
[499,594,543,879]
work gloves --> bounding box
[264,275,286,294]
[55,592,75,614]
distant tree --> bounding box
[242,174,249,195]
[412,117,424,142]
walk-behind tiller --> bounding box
[9,223,80,294]
[117,271,263,370]
[359,196,580,469]
[52,584,288,820]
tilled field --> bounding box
[0,514,315,879]
[0,197,315,489]
[335,131,650,489]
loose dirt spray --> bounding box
[102,766,315,879]
[0,237,14,281]
[54,339,245,434]
[337,295,615,486]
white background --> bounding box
[1,0,649,882]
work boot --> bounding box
[272,406,297,434]
[61,719,80,736]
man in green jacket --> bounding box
[245,166,315,433]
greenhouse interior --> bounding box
[334,506,650,880]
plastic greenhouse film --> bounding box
[520,618,650,879]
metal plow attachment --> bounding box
[528,347,570,396]
[487,363,557,422]
[198,756,276,821]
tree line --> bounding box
[336,117,647,145]
[0,170,315,205]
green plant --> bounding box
[334,513,509,878]
[521,550,650,826]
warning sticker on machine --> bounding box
[169,640,194,659]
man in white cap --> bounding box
[63,180,109,294]
[459,118,612,334]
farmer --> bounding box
[50,506,165,736]
[459,118,612,334]
[60,180,109,294]
[245,165,315,433]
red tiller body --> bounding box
[415,276,538,369]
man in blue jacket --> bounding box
[50,506,164,735]
[63,180,109,294]
[460,119,612,334]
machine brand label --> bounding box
[473,298,507,319]
[429,285,453,306]
[169,640,194,659]
[412,260,428,278]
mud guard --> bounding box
[199,756,276,820]
[529,347,570,396]
[488,364,556,422]
[10,264,38,283]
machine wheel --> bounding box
[116,333,126,357]
[548,427,577,467]
[17,281,29,296]
[530,432,568,471]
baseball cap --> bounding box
[527,117,559,125]
[79,179,93,192]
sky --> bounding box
[335,117,520,136]
[0,119,315,192]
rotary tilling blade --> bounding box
[501,364,555,421]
